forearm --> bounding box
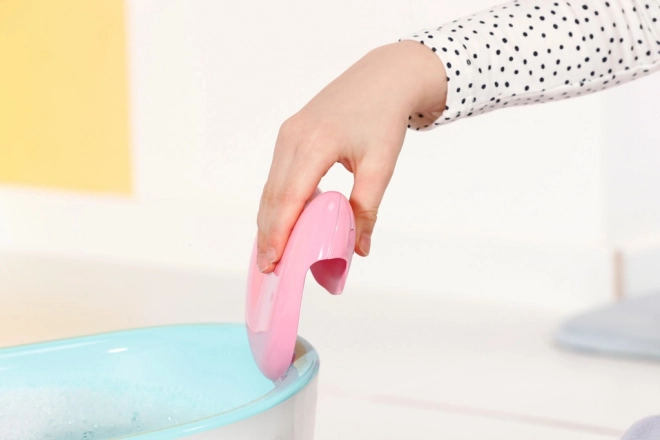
[401,0,660,130]
[321,42,449,123]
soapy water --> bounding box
[0,382,232,440]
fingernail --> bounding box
[266,247,277,263]
[359,233,371,256]
[257,253,269,272]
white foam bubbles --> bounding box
[0,382,230,440]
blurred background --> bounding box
[1,1,660,438]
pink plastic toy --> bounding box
[246,189,356,380]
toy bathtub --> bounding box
[0,324,319,440]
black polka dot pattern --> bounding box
[402,0,660,130]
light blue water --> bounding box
[0,324,318,440]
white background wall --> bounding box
[1,0,658,313]
[601,73,660,297]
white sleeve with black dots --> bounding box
[401,0,660,130]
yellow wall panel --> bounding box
[0,0,131,194]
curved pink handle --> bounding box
[246,190,355,380]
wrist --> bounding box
[369,42,448,116]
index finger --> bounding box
[256,141,332,274]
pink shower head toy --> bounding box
[246,189,355,381]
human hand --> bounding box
[257,41,447,273]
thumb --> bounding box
[349,161,395,257]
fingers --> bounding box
[349,156,396,257]
[256,121,334,273]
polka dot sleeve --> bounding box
[401,0,660,130]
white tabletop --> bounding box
[1,253,657,440]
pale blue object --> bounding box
[621,415,660,440]
[0,324,319,440]
[556,292,660,361]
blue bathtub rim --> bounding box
[0,323,320,440]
